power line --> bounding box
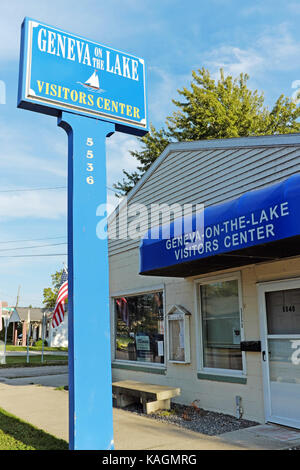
[107,185,123,194]
[0,242,67,252]
[0,236,66,244]
[0,186,67,193]
[0,253,67,258]
[0,185,122,194]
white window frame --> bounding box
[111,284,166,369]
[194,272,246,377]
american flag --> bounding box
[52,268,68,328]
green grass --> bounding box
[0,407,68,450]
[156,409,176,417]
[55,385,68,391]
[6,345,68,352]
[0,355,68,368]
[0,361,68,369]
[5,355,67,364]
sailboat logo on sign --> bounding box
[78,70,105,93]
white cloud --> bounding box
[0,0,165,64]
[0,190,66,220]
[240,4,268,17]
[148,66,191,123]
[256,24,300,71]
[206,46,263,79]
[106,132,140,182]
[0,149,67,178]
[205,24,300,80]
[0,118,67,178]
[0,1,100,62]
[287,2,300,14]
[0,119,140,219]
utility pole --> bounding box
[15,285,21,307]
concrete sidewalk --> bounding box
[0,367,300,450]
[0,381,246,449]
[113,409,300,450]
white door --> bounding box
[259,279,300,429]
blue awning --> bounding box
[139,174,300,277]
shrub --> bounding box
[34,339,48,347]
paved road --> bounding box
[0,365,68,387]
[0,366,300,450]
[0,365,68,378]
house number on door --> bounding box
[283,305,296,312]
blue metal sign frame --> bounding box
[18,17,148,137]
[17,17,148,450]
[59,113,115,450]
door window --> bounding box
[266,289,300,335]
[200,279,242,371]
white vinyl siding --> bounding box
[109,140,300,256]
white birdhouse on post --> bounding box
[167,305,191,364]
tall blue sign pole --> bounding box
[18,18,148,450]
[59,113,115,449]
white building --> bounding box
[108,133,300,428]
[48,312,68,347]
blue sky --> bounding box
[0,0,300,306]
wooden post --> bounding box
[22,321,27,347]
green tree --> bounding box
[42,269,64,309]
[114,68,300,196]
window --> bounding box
[266,289,300,335]
[200,278,243,371]
[114,291,164,364]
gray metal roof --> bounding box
[108,133,300,257]
[15,307,52,322]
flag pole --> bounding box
[41,311,46,363]
[3,314,10,365]
[26,308,30,363]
